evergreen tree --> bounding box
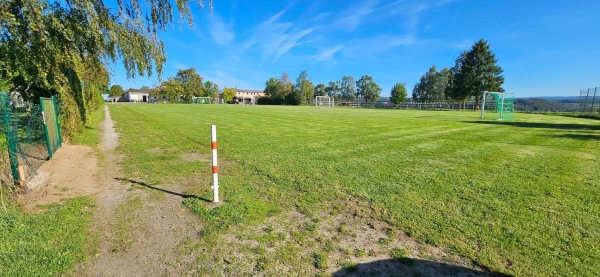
[449,39,504,109]
[389,83,408,105]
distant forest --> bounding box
[514,98,578,112]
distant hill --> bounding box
[518,96,579,103]
[514,98,578,112]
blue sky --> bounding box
[109,0,600,97]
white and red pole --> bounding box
[211,125,219,202]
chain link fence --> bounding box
[0,92,61,189]
[578,87,599,114]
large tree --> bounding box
[0,0,211,135]
[340,75,356,102]
[412,65,450,104]
[221,87,236,103]
[314,83,326,97]
[295,70,314,105]
[449,39,504,108]
[109,85,125,97]
[326,80,341,100]
[389,83,408,105]
[356,75,381,105]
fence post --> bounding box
[39,97,53,159]
[211,125,219,202]
[1,92,20,186]
[52,96,62,147]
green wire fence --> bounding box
[0,92,62,189]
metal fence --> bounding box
[0,92,61,189]
[578,87,599,114]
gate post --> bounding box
[1,92,20,186]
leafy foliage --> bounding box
[0,0,210,137]
[314,83,326,97]
[340,75,356,101]
[389,83,408,105]
[221,87,236,103]
[413,65,451,103]
[109,85,125,97]
[356,75,381,104]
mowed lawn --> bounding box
[109,104,599,276]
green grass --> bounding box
[71,106,105,146]
[109,104,600,276]
[0,197,95,276]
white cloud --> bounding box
[242,10,314,62]
[207,14,235,46]
[315,45,343,62]
[333,0,379,31]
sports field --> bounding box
[110,104,599,276]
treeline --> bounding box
[514,99,578,112]
[257,39,504,109]
[259,71,385,105]
[108,67,239,103]
[411,39,503,109]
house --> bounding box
[235,89,265,104]
[123,88,159,102]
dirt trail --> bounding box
[77,105,202,276]
[16,105,201,276]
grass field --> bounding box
[109,104,599,276]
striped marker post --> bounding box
[211,125,219,202]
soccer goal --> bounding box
[315,96,334,108]
[480,91,515,120]
[192,97,212,104]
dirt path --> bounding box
[19,105,201,276]
[77,105,202,276]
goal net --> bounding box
[315,96,334,108]
[192,97,212,104]
[480,91,515,120]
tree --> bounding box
[204,80,219,98]
[264,77,279,97]
[175,68,204,100]
[356,75,381,105]
[340,76,356,102]
[314,83,326,97]
[159,78,184,102]
[0,0,211,137]
[295,70,314,105]
[109,85,125,97]
[389,83,408,105]
[412,65,450,104]
[449,39,504,109]
[278,72,294,104]
[326,80,341,100]
[221,87,236,103]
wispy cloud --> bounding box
[242,11,314,62]
[315,45,343,62]
[207,14,235,46]
[333,0,379,31]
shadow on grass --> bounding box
[332,258,512,277]
[554,133,600,140]
[464,121,600,131]
[115,178,211,203]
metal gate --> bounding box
[40,96,62,158]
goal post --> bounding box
[315,96,334,108]
[480,91,515,120]
[192,97,212,104]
